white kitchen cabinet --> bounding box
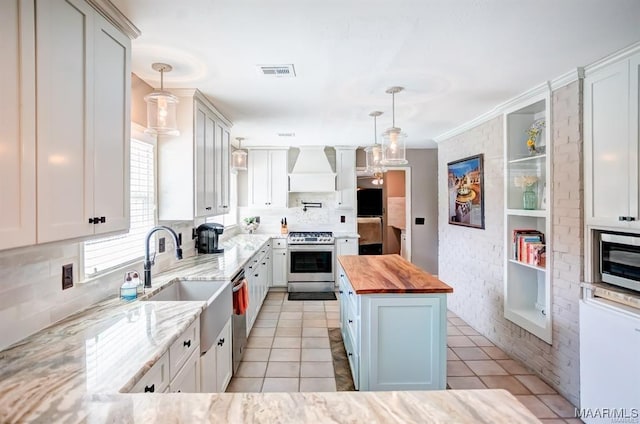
[579,298,640,422]
[214,318,232,392]
[0,0,36,250]
[36,0,131,242]
[335,147,357,209]
[215,123,231,214]
[158,89,232,220]
[503,91,553,344]
[248,149,289,208]
[245,241,271,335]
[338,262,447,391]
[335,236,358,284]
[585,51,640,229]
[170,349,200,393]
[271,238,288,288]
[130,351,170,394]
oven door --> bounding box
[288,244,334,286]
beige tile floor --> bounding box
[227,290,581,423]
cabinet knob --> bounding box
[348,319,353,323]
[99,216,106,223]
[348,291,353,295]
[348,352,353,357]
[255,273,259,277]
[144,384,155,393]
[339,290,343,294]
[619,216,628,221]
[205,206,212,211]
[218,338,225,346]
[629,216,637,221]
[88,217,94,224]
[183,339,191,348]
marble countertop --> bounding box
[339,254,454,294]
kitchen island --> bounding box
[338,254,453,391]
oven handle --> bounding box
[288,244,335,252]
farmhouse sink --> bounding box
[144,279,232,354]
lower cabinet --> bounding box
[338,263,447,391]
[245,241,271,335]
[129,318,201,393]
[200,317,232,393]
[335,236,358,284]
[272,247,288,287]
[580,299,640,422]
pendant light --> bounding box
[144,63,179,136]
[381,86,408,165]
[231,137,248,172]
[364,111,385,174]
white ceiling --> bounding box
[112,0,640,149]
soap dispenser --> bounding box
[120,272,138,301]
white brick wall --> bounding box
[438,81,582,406]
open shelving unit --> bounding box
[503,90,552,344]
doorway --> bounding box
[356,168,411,260]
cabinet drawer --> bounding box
[170,348,200,393]
[344,306,359,351]
[169,319,200,380]
[342,326,360,390]
[129,351,170,393]
[273,238,287,249]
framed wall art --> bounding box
[447,154,485,229]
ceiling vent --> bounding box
[258,64,296,77]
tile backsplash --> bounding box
[0,221,234,351]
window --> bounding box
[83,138,156,278]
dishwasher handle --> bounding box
[232,278,246,292]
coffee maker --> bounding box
[195,223,224,254]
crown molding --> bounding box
[584,41,640,75]
[86,0,141,39]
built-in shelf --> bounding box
[508,154,547,164]
[503,91,552,344]
[506,209,547,217]
[508,259,545,272]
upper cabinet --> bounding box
[0,0,36,250]
[248,149,288,208]
[158,89,232,220]
[335,147,356,209]
[503,90,553,344]
[36,0,131,242]
[585,51,640,229]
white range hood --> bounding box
[289,146,336,192]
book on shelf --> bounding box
[512,229,545,266]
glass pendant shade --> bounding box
[144,63,180,136]
[231,137,248,172]
[381,86,408,165]
[144,91,179,136]
[382,126,407,165]
[365,111,385,173]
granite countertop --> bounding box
[17,390,540,423]
[338,254,454,294]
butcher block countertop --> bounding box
[338,254,453,294]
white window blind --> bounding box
[83,139,155,278]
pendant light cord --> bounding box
[374,114,378,146]
[391,91,395,128]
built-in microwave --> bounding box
[600,233,640,292]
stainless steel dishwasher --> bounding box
[231,269,247,374]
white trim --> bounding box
[384,166,412,262]
[170,88,233,128]
[85,0,140,39]
[584,41,640,76]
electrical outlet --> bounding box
[62,264,73,290]
[158,237,166,253]
[415,217,425,225]
[340,215,346,223]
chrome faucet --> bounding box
[144,225,183,288]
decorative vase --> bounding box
[523,186,537,210]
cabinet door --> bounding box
[336,149,356,209]
[93,13,130,234]
[269,150,289,208]
[195,106,216,217]
[129,352,170,393]
[362,295,446,391]
[36,0,95,242]
[214,124,231,214]
[249,150,270,207]
[630,53,640,229]
[272,249,288,287]
[170,349,200,393]
[584,60,632,226]
[580,300,640,421]
[0,0,36,250]
[215,319,232,392]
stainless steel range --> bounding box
[287,231,335,292]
